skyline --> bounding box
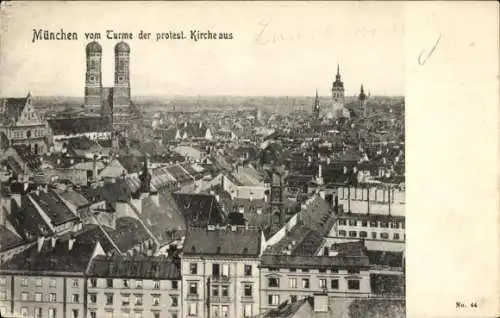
[1,2,404,97]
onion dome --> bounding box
[115,41,130,54]
[85,41,102,54]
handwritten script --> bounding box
[418,34,442,65]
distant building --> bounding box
[181,226,264,318]
[0,92,48,155]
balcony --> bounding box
[209,296,232,304]
[211,275,231,283]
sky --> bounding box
[0,1,404,97]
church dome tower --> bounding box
[84,41,103,113]
[359,84,368,116]
[113,41,131,126]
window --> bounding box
[107,279,113,288]
[171,295,178,307]
[89,311,97,318]
[289,268,296,272]
[106,294,114,305]
[34,308,42,318]
[268,277,279,288]
[212,305,219,317]
[291,295,297,302]
[212,284,219,296]
[221,305,229,317]
[21,307,28,317]
[172,280,178,290]
[122,294,130,306]
[244,265,252,276]
[35,278,42,286]
[221,285,229,297]
[90,278,97,288]
[348,231,357,237]
[391,222,400,229]
[50,278,57,287]
[0,291,5,300]
[338,219,347,225]
[360,231,367,238]
[371,232,377,239]
[149,280,158,289]
[361,220,368,227]
[0,277,6,285]
[171,313,178,318]
[72,279,79,287]
[331,279,339,289]
[380,222,389,228]
[244,304,252,317]
[339,230,347,236]
[319,279,327,289]
[135,280,143,288]
[72,294,80,303]
[123,279,130,288]
[135,295,143,305]
[106,312,114,318]
[189,263,198,274]
[289,278,297,288]
[134,312,142,318]
[402,222,405,229]
[221,264,230,277]
[188,303,197,316]
[185,281,198,296]
[21,292,28,301]
[302,279,310,289]
[244,284,252,297]
[152,312,160,318]
[302,269,309,273]
[319,268,327,273]
[370,221,378,228]
[348,280,360,290]
[48,308,56,318]
[72,309,79,318]
[89,293,97,304]
[212,263,220,276]
[380,232,389,240]
[349,220,357,226]
[268,294,280,305]
[394,233,400,240]
[21,278,28,286]
[152,295,160,306]
[348,268,360,274]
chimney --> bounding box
[215,194,220,202]
[51,236,57,248]
[313,293,329,313]
[68,237,76,251]
[334,194,339,212]
[37,236,44,252]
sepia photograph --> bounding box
[0,1,497,318]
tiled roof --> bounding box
[48,117,112,135]
[56,189,90,208]
[2,97,27,124]
[183,226,261,257]
[29,189,78,226]
[7,195,54,239]
[87,255,181,279]
[102,217,152,253]
[136,195,186,245]
[0,225,25,252]
[0,232,103,273]
[172,193,225,227]
[117,155,145,174]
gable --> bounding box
[16,95,42,126]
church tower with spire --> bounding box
[359,84,367,116]
[313,89,320,118]
[330,64,350,119]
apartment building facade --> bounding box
[85,255,181,318]
[181,226,263,318]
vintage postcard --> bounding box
[0,1,498,318]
